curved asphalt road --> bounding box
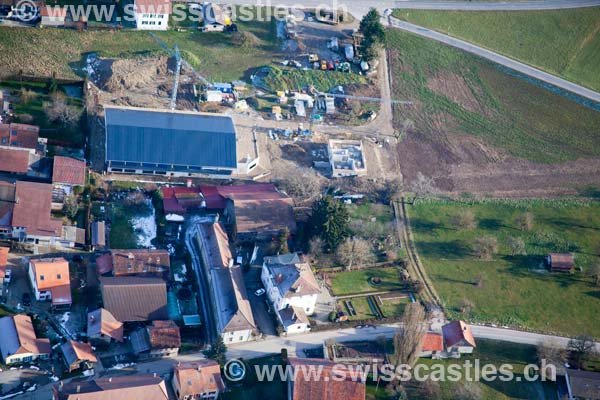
[388,17,600,102]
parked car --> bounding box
[254,288,266,296]
[4,269,11,284]
[22,292,31,306]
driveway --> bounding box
[243,265,277,337]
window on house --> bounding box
[239,336,243,341]
[57,274,61,279]
[40,275,45,281]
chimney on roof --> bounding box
[296,284,302,292]
[276,273,283,284]
[153,372,157,378]
[128,252,134,260]
[76,385,81,393]
[214,213,220,223]
[228,259,234,268]
[108,378,112,382]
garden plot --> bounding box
[109,190,157,249]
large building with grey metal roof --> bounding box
[104,106,238,177]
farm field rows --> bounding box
[392,7,600,91]
[408,198,600,337]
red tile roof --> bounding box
[442,320,476,348]
[87,308,124,342]
[549,253,575,271]
[421,332,444,352]
[174,360,225,398]
[52,156,86,186]
[12,181,62,237]
[134,0,172,14]
[0,123,39,150]
[147,320,180,349]
[0,247,8,279]
[110,249,170,278]
[30,258,72,305]
[288,358,366,400]
[161,186,204,214]
[201,184,297,234]
[0,147,29,173]
[95,253,113,275]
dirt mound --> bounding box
[231,31,261,48]
[98,56,171,92]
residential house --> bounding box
[133,0,171,30]
[195,221,256,343]
[40,6,68,27]
[87,308,124,346]
[261,253,319,334]
[200,184,296,241]
[200,3,230,32]
[52,374,170,400]
[60,340,97,373]
[328,139,367,178]
[172,360,225,400]
[0,123,47,177]
[104,106,237,177]
[11,181,68,249]
[109,249,171,279]
[418,332,444,359]
[28,258,72,308]
[91,221,106,250]
[99,276,168,323]
[566,369,600,400]
[442,320,476,357]
[0,314,51,365]
[130,320,181,360]
[0,246,8,284]
[287,358,366,400]
[51,156,86,208]
[548,253,575,272]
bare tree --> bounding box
[20,88,37,103]
[308,237,325,259]
[515,212,534,231]
[273,160,322,201]
[587,262,600,286]
[568,335,596,368]
[393,302,427,368]
[44,93,82,127]
[472,236,498,260]
[454,381,482,400]
[417,379,441,398]
[410,172,435,202]
[459,298,474,314]
[452,209,476,230]
[63,195,78,219]
[537,339,566,378]
[507,236,526,256]
[336,237,374,270]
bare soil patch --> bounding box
[427,71,488,115]
[398,132,600,197]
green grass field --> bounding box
[387,29,600,163]
[393,8,600,92]
[408,198,600,337]
[0,16,277,82]
[330,267,405,296]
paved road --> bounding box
[388,17,600,103]
[225,0,600,19]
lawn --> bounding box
[222,355,286,400]
[408,198,600,337]
[339,297,378,320]
[407,339,558,400]
[108,191,155,249]
[330,267,405,296]
[393,7,600,92]
[0,13,278,82]
[378,296,411,318]
[386,29,600,163]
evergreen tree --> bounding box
[309,196,350,252]
[203,336,228,366]
[277,228,290,254]
[359,8,386,61]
